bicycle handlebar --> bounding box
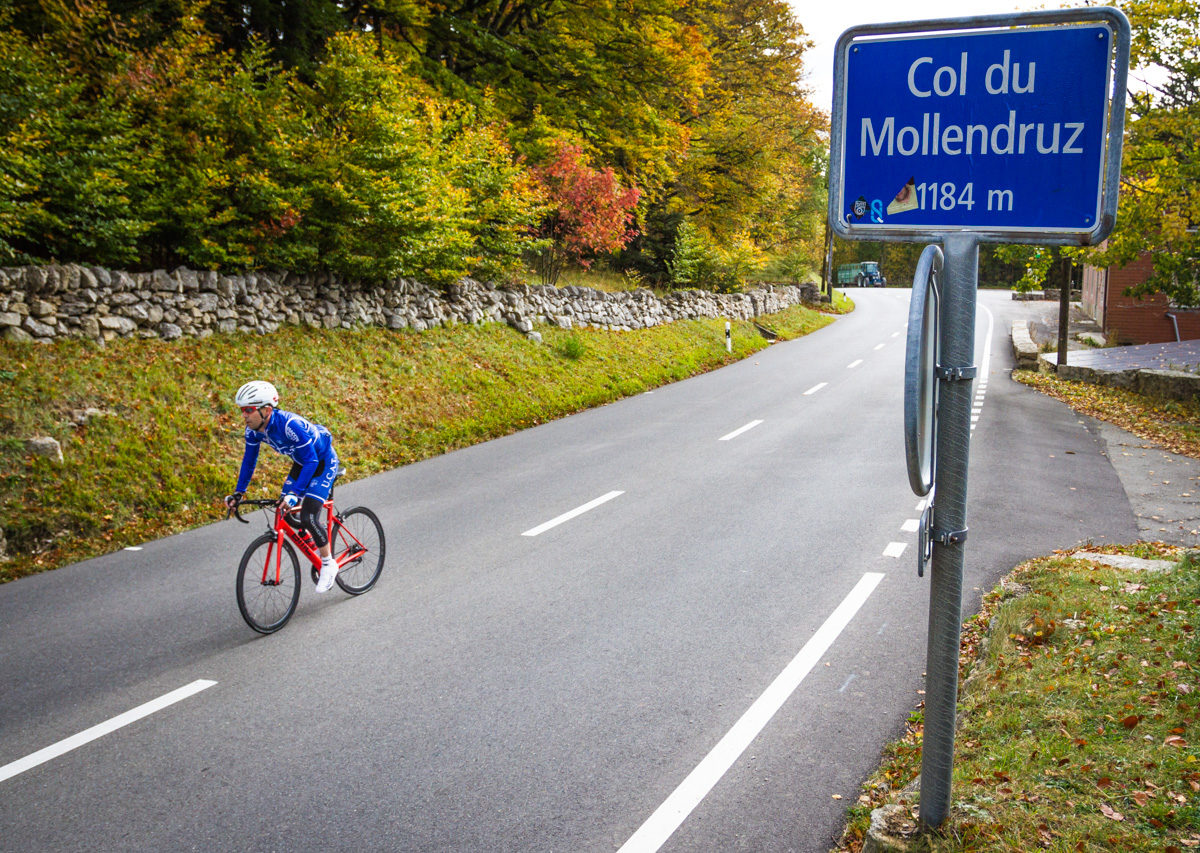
[227,497,279,524]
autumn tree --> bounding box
[667,0,819,233]
[360,0,707,200]
[0,3,542,282]
[630,0,826,282]
[531,145,640,286]
[0,2,151,266]
[2,0,830,291]
[1083,0,1200,306]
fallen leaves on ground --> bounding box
[1014,370,1200,459]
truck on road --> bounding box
[836,261,887,287]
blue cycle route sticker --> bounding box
[839,23,1112,234]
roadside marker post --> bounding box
[828,7,1128,831]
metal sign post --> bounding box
[920,231,978,826]
[827,7,1129,832]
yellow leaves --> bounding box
[1013,612,1057,645]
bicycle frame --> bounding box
[272,502,332,570]
[268,501,368,574]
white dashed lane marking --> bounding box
[970,305,994,434]
[0,680,217,784]
[522,491,625,537]
[719,420,763,442]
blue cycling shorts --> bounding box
[283,448,340,503]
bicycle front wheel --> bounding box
[236,533,302,633]
[331,506,386,594]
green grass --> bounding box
[549,266,652,292]
[0,298,849,582]
[836,544,1200,852]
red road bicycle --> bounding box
[228,485,385,633]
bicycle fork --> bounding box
[260,535,287,586]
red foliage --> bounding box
[532,145,639,281]
[256,207,303,240]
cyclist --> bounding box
[224,381,342,593]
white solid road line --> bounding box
[719,420,764,442]
[618,572,886,853]
[802,383,827,396]
[521,491,625,537]
[971,305,994,433]
[0,679,217,784]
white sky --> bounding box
[791,1,1093,112]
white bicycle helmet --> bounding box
[235,380,279,409]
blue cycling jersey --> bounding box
[235,409,333,496]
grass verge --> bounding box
[836,543,1199,852]
[0,295,850,582]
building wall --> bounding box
[1085,252,1200,344]
[1081,263,1107,328]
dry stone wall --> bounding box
[0,265,820,344]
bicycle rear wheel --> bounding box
[236,533,302,633]
[331,506,386,594]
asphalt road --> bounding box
[0,289,1140,852]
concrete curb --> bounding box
[1010,320,1039,368]
[863,804,919,852]
[1069,551,1178,572]
[1036,354,1200,402]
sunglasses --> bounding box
[240,406,261,414]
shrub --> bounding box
[0,14,542,287]
[668,220,764,292]
[558,335,586,360]
[532,144,640,286]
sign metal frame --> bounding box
[828,7,1129,247]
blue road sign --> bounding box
[831,16,1125,242]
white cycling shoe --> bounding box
[315,559,339,593]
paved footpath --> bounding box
[1015,294,1200,548]
[1093,421,1200,548]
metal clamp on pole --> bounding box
[933,526,968,546]
[935,365,977,382]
